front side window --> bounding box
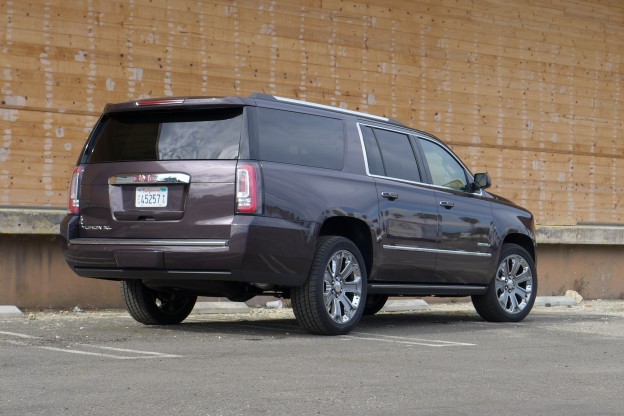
[255,108,344,170]
[419,139,468,191]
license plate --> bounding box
[135,186,168,208]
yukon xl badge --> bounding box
[80,216,112,231]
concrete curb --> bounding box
[192,301,250,314]
[381,299,430,312]
[534,296,577,307]
[0,305,24,318]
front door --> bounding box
[418,137,495,284]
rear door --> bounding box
[359,125,439,283]
[77,106,246,240]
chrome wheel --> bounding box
[494,254,533,315]
[473,244,537,322]
[292,236,368,335]
[322,250,363,324]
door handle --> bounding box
[381,191,399,201]
[439,200,454,209]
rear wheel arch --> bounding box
[318,216,374,277]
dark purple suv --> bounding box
[61,93,537,335]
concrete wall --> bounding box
[0,234,123,309]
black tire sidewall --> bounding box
[121,280,197,325]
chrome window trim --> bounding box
[357,122,484,194]
[356,123,432,188]
[383,244,492,258]
[108,173,191,185]
[69,238,229,247]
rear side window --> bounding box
[85,108,243,162]
[361,126,421,183]
[255,108,344,170]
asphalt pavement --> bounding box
[1,300,624,415]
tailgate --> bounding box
[77,160,237,239]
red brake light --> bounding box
[135,99,185,106]
[68,166,84,214]
[236,163,261,214]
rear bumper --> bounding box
[61,214,316,287]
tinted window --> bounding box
[86,108,243,162]
[360,126,384,176]
[256,108,344,170]
[371,128,421,182]
[419,139,468,191]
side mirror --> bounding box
[473,172,491,190]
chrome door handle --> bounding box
[381,192,399,201]
[439,200,454,208]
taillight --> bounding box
[68,165,84,214]
[236,163,262,214]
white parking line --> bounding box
[348,332,475,347]
[0,330,38,339]
[0,331,182,359]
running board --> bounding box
[368,283,488,297]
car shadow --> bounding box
[162,309,494,338]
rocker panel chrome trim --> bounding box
[382,244,492,258]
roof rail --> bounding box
[249,93,404,126]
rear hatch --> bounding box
[75,100,248,240]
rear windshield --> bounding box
[84,108,243,162]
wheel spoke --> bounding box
[501,259,510,278]
[510,293,520,311]
[327,258,338,279]
[342,279,361,295]
[330,298,342,321]
[513,285,527,299]
[515,269,532,284]
[323,291,333,310]
[339,258,356,281]
[339,294,355,316]
[509,257,522,276]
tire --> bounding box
[363,294,388,316]
[472,244,537,322]
[292,236,367,335]
[120,280,197,325]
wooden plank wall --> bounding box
[0,0,622,225]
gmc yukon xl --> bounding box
[61,93,537,335]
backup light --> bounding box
[236,163,261,214]
[68,165,84,214]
